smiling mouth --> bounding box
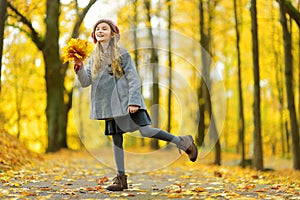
[96,34,104,38]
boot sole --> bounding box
[188,135,198,162]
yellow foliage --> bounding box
[3,0,300,159]
[62,38,93,63]
[0,128,43,172]
[1,33,47,153]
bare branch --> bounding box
[6,23,32,38]
[277,0,300,27]
[72,0,98,38]
[75,0,79,14]
[62,0,98,76]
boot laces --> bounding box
[112,176,121,185]
[176,137,185,153]
[177,136,192,154]
[177,144,184,154]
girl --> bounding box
[74,19,198,191]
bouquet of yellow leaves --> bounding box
[62,38,93,63]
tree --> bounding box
[279,0,300,170]
[133,0,145,147]
[298,0,300,141]
[167,0,172,134]
[233,0,246,167]
[144,0,160,149]
[199,0,221,165]
[270,0,287,156]
[7,0,97,152]
[0,0,7,93]
[250,0,264,170]
[196,0,206,147]
[276,0,300,27]
[133,0,139,74]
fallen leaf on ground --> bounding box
[96,176,108,185]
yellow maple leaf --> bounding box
[62,38,93,63]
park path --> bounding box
[1,148,300,199]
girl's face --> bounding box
[94,22,113,43]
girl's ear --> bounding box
[91,32,97,43]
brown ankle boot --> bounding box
[106,174,128,191]
[177,135,198,162]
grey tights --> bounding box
[111,126,181,175]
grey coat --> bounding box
[76,48,147,120]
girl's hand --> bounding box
[74,58,83,73]
[128,105,139,114]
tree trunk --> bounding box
[298,0,300,157]
[133,1,138,71]
[145,0,159,149]
[233,0,245,167]
[275,0,300,27]
[196,0,206,147]
[6,0,97,152]
[279,0,300,170]
[275,59,286,156]
[250,0,264,170]
[0,0,7,93]
[270,1,286,156]
[133,0,144,147]
[167,0,172,134]
[196,84,205,146]
[207,0,221,166]
[285,121,291,154]
[198,0,221,165]
[44,0,66,152]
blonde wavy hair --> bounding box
[91,28,123,79]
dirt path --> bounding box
[1,148,300,199]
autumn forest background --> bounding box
[1,0,300,173]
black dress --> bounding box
[105,109,152,135]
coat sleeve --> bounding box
[76,59,93,88]
[121,49,142,107]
